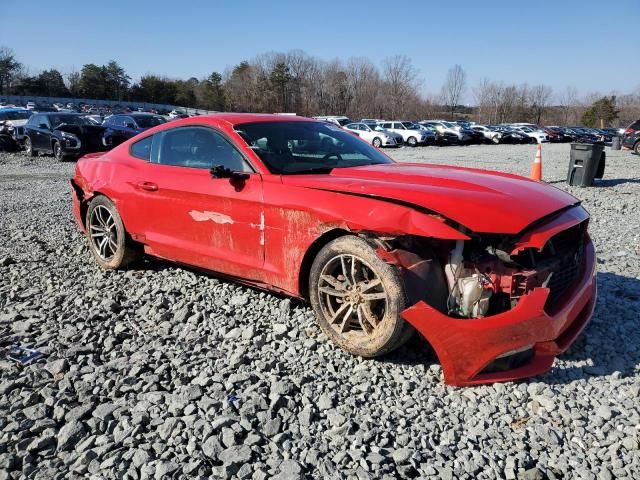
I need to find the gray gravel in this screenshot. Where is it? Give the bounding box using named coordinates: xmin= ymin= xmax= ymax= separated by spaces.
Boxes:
xmin=0 ymin=144 xmax=639 ymax=479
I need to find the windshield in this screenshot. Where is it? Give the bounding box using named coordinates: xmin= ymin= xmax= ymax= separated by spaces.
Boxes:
xmin=0 ymin=110 xmax=31 ymax=121
xmin=134 ymin=115 xmax=166 ymax=128
xmin=235 ymin=121 xmax=393 ymax=174
xmin=442 ymin=122 xmax=457 ymax=128
xmin=336 ymin=118 xmax=351 ymax=126
xmin=48 ymin=114 xmax=93 ymax=128
xmin=401 ymin=122 xmax=420 ymax=129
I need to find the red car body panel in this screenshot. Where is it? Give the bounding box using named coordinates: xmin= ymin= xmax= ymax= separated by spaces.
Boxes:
xmin=70 ymin=114 xmax=597 ymax=386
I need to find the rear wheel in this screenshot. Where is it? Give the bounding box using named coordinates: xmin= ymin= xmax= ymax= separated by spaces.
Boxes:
xmin=86 ymin=196 xmax=141 ymax=269
xmin=24 ymin=136 xmax=37 ymax=157
xmin=372 ymin=137 xmax=382 ymax=148
xmin=53 ymin=141 xmax=65 ymax=162
xmin=407 ymin=136 xmax=417 ymax=147
xmin=634 ymin=141 xmax=640 ymax=155
xmin=309 ymin=236 xmax=413 ymax=357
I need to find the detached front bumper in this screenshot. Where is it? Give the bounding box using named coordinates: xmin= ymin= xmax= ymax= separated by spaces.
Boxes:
xmin=401 ymin=238 xmax=596 ymax=386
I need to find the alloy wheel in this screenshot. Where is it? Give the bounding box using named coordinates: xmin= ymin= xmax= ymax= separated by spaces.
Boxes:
xmin=317 ymin=254 xmax=388 ymax=338
xmin=89 ymin=205 xmax=119 ymax=261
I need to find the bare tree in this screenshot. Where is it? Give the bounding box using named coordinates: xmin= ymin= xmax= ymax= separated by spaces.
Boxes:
xmin=529 ymin=84 xmax=553 ymax=124
xmin=559 ymin=86 xmax=579 ymax=125
xmin=441 ymin=64 xmax=466 ymax=119
xmin=381 ymin=55 xmax=419 ymax=119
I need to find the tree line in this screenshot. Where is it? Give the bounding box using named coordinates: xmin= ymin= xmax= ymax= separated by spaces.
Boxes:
xmin=1 ymin=46 xmax=638 ymax=126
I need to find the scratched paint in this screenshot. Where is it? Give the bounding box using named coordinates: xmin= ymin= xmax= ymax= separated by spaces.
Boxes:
xmin=189 ymin=210 xmax=234 ymax=224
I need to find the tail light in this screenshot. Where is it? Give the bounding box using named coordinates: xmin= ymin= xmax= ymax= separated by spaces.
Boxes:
xmin=625 ymin=128 xmax=634 ymax=135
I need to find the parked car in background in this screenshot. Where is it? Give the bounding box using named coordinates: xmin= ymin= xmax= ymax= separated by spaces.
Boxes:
xmin=23 ymin=113 xmax=108 ymax=161
xmin=489 ymin=126 xmax=532 ymax=144
xmin=565 ymin=127 xmax=601 ymax=144
xmin=378 ymin=121 xmax=432 ymax=146
xmin=25 ymin=101 xmax=37 ymax=110
xmin=0 ymin=107 xmax=32 ymax=148
xmin=312 ymin=116 xmax=353 ymax=127
xmin=508 ymin=125 xmax=549 ymax=144
xmin=70 ymin=114 xmax=596 ymax=386
xmin=344 ymin=122 xmax=402 ymax=147
xmin=169 ymin=109 xmax=187 ymax=119
xmin=471 ymin=125 xmax=503 ymax=143
xmin=545 ymin=126 xmax=573 ymax=143
xmin=421 ymin=121 xmax=471 ymax=144
xmin=103 ymin=113 xmax=167 ymax=147
xmin=622 ymin=121 xmax=640 ymax=153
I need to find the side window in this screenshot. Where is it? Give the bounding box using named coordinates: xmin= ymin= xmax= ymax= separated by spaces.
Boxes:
xmin=382 ymin=123 xmax=391 ymax=129
xmin=155 ymin=127 xmax=251 ymax=171
xmin=30 ymin=114 xmax=40 ymax=126
xmin=130 ymin=135 xmax=153 ymax=161
xmin=393 ymin=123 xmax=403 ymax=129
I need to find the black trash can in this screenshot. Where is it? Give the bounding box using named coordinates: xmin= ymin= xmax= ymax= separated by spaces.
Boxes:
xmin=611 ymin=136 xmax=621 ymax=150
xmin=567 ymin=142 xmax=605 ymax=186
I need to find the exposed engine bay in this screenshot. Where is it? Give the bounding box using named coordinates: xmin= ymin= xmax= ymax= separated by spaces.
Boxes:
xmin=374 ymin=217 xmax=588 ymax=320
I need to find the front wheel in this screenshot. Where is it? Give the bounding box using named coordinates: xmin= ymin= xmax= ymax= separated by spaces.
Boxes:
xmin=24 ymin=136 xmax=37 ymax=157
xmin=407 ymin=136 xmax=417 ymax=147
xmin=86 ymin=196 xmax=141 ymax=269
xmin=372 ymin=137 xmax=382 ymax=148
xmin=309 ymin=236 xmax=413 ymax=357
xmin=634 ymin=142 xmax=640 ymax=155
xmin=53 ymin=141 xmax=66 ymax=162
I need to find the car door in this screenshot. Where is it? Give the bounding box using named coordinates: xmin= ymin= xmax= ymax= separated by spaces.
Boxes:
xmin=125 ymin=126 xmax=265 ymax=281
xmin=32 ymin=115 xmax=53 ymax=150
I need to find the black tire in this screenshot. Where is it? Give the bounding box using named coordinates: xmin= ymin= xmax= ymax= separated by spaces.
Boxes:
xmin=634 ymin=142 xmax=640 ymax=155
xmin=53 ymin=141 xmax=66 ymax=162
xmin=24 ymin=136 xmax=37 ymax=157
xmin=309 ymin=235 xmax=413 ymax=357
xmin=372 ymin=137 xmax=382 ymax=148
xmin=85 ymin=196 xmax=141 ymax=270
xmin=407 ymin=136 xmax=417 ymax=147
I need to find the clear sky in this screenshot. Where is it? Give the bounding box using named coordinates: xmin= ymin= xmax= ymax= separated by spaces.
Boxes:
xmin=1 ymin=0 xmax=638 ymax=102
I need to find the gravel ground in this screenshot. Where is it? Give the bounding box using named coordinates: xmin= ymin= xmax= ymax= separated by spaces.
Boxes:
xmin=0 ymin=144 xmax=639 ymax=480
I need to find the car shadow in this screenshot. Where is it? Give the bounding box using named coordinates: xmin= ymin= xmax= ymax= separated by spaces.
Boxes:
xmin=381 ymin=271 xmax=640 ymax=386
xmin=593 ymin=178 xmax=640 ymax=187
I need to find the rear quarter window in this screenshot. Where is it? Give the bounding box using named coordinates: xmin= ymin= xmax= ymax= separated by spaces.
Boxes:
xmin=130 ymin=135 xmax=153 ymax=161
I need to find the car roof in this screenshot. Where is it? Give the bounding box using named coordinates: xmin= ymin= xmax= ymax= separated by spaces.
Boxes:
xmin=0 ymin=107 xmax=29 ymax=112
xmin=170 ymin=113 xmax=317 ymax=126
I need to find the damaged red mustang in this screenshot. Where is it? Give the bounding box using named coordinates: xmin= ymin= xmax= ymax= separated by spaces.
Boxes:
xmin=71 ymin=114 xmax=596 ymax=386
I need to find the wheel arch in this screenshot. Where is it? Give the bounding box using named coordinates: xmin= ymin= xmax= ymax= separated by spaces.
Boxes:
xmin=298 ymin=228 xmax=352 ymax=300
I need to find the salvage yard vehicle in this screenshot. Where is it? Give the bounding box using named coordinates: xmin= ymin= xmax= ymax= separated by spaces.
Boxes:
xmin=71 ymin=114 xmax=596 ymax=386
xmin=344 ymin=122 xmax=402 ymax=147
xmin=378 ymin=121 xmax=431 ymax=146
xmin=102 ymin=113 xmax=167 ymax=147
xmin=509 ymin=125 xmax=549 ymax=144
xmin=312 ymin=115 xmax=353 ymax=127
xmin=0 ymin=107 xmax=32 ymax=149
xmin=24 ymin=113 xmax=108 ymax=161
xmin=471 ymin=125 xmax=502 ymax=143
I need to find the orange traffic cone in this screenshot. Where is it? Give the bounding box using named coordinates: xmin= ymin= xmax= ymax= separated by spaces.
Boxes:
xmin=531 ymin=143 xmax=542 ymax=181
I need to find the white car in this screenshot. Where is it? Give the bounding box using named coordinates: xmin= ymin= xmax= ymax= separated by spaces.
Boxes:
xmin=0 ymin=108 xmax=32 ymax=143
xmin=25 ymin=102 xmax=36 ymax=110
xmin=509 ymin=125 xmax=549 ymax=144
xmin=422 ymin=121 xmax=472 ymax=143
xmin=344 ymin=122 xmax=402 ymax=148
xmin=168 ymin=109 xmax=187 ymax=119
xmin=313 ymin=115 xmax=352 ymax=127
xmin=471 ymin=125 xmax=503 ymax=144
xmin=378 ymin=121 xmax=430 ymax=146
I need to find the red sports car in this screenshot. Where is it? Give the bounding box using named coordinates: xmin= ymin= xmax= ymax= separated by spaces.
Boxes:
xmin=71 ymin=114 xmax=596 ymax=386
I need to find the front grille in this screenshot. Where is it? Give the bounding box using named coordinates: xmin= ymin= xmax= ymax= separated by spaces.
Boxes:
xmin=511 ymin=220 xmax=587 ymax=311
xmin=545 ymin=244 xmax=584 ymax=309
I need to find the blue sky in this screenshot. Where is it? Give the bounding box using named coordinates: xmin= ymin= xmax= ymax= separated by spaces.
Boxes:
xmin=1 ymin=0 xmax=638 ymax=102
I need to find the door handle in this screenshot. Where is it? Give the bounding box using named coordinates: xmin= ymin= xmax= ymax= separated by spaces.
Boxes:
xmin=137 ymin=181 xmax=158 ymax=192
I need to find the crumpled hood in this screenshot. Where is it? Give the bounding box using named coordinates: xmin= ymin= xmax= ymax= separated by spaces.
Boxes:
xmin=281 ymin=163 xmax=580 ymax=234
xmin=56 ymin=124 xmax=106 ymax=138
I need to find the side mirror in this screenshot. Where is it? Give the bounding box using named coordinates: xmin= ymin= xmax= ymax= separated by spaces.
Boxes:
xmin=210 ymin=165 xmax=250 ymax=191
